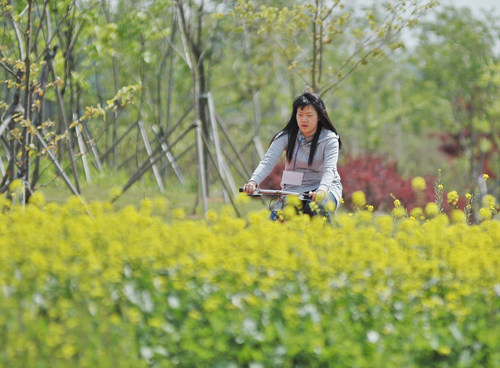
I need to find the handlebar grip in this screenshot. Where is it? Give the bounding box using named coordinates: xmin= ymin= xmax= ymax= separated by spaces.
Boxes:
xmin=239 ymin=187 xmax=244 ymax=192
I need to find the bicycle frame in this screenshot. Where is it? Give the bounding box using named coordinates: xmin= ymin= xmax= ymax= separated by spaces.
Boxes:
xmin=239 ymin=187 xmax=334 ymax=224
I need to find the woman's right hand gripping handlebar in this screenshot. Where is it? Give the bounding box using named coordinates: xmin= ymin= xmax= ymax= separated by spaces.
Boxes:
xmin=243 ymin=180 xmax=257 ymax=194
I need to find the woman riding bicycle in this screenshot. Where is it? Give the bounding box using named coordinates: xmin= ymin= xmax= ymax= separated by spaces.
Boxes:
xmin=242 ymin=92 xmax=342 ymax=217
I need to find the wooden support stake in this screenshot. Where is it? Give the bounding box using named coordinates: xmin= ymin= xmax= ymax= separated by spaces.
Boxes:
xmin=0 ymin=153 xmax=5 ymax=176
xmin=74 ymin=115 xmax=91 ymax=184
xmin=215 ymin=115 xmax=253 ymax=178
xmin=35 ymin=131 xmax=79 ymax=196
xmin=47 ymin=57 xmax=80 ymax=194
xmin=151 ymin=124 xmax=186 ymax=185
xmin=200 ymin=132 xmax=241 ymax=218
xmin=138 ymin=120 xmax=164 ymax=193
xmin=253 ymin=135 xmax=265 ymax=159
xmin=195 ymin=119 xmax=208 ymax=216
xmin=114 ymin=125 xmax=196 ymax=202
xmin=81 ymin=120 xmax=103 ymax=171
xmin=206 ymin=92 xmax=237 ymax=197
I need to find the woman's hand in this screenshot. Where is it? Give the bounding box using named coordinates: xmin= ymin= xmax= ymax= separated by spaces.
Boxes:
xmin=309 ymin=190 xmax=326 ymax=202
xmin=243 ymin=181 xmax=257 ymax=194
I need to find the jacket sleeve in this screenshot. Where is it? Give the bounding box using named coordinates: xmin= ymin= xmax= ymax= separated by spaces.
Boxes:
xmin=249 ymin=133 xmax=288 ymax=185
xmin=318 ymin=135 xmax=339 ymax=193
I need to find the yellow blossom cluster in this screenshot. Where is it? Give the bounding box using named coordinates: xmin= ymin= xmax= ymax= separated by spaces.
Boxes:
xmin=447 ymin=190 xmax=459 ymax=207
xmin=411 ymin=176 xmax=427 ymax=191
xmin=0 ymin=194 xmax=499 ymax=366
xmin=351 ymin=190 xmax=366 ymax=208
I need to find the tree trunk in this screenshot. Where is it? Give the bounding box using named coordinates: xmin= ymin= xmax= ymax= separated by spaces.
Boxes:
xmin=20 ymin=0 xmax=33 ymax=202
xmin=175 ymin=0 xmax=208 ymax=213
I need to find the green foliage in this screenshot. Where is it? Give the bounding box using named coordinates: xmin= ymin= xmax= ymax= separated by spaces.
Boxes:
xmin=408 ymin=6 xmax=500 ymax=188
xmin=227 ymin=0 xmax=438 ymax=94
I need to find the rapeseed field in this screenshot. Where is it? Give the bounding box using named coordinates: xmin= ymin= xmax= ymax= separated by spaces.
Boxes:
xmin=0 ymin=192 xmax=499 ymax=367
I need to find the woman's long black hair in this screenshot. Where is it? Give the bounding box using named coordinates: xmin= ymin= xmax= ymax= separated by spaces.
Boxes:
xmin=272 ymin=92 xmax=342 ymax=166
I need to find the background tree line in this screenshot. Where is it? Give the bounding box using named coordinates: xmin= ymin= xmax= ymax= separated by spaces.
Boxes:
xmin=0 ymin=0 xmax=498 ymax=212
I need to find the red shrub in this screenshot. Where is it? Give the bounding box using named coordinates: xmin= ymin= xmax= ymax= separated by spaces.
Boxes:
xmin=338 ymin=153 xmax=435 ymax=211
xmin=431 ymin=130 xmax=497 ymax=179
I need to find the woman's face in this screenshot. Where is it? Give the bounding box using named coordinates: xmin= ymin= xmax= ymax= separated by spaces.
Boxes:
xmin=296 ymin=104 xmax=319 ymax=138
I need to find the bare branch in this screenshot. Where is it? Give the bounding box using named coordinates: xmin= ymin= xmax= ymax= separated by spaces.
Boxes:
xmin=31 ymin=0 xmax=50 ymax=55
xmin=143 ymin=8 xmax=188 ymax=66
xmin=0 ymin=55 xmax=20 ymax=81
xmin=34 ymin=1 xmax=76 ymax=63
xmin=320 ymin=2 xmax=419 ymax=95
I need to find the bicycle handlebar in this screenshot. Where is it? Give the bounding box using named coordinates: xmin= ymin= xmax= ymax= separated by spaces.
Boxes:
xmin=239 ymin=187 xmax=308 ymax=199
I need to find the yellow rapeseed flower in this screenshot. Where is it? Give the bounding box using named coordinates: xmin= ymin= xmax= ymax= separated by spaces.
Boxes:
xmin=447 ymin=191 xmax=459 ymax=206
xmin=206 ymin=209 xmax=218 ymax=222
xmin=287 ymin=195 xmax=302 ymax=209
xmin=9 ymin=179 xmax=23 ymax=191
xmin=0 ymin=194 xmax=10 ymax=210
xmin=108 ymin=186 xmax=123 ymax=201
xmin=309 ymin=201 xmax=319 ymax=212
xmin=410 ymin=207 xmax=423 ymax=218
xmin=425 ymin=202 xmax=440 ymax=217
xmin=438 ymin=346 xmax=452 ymax=356
xmin=29 ymin=191 xmax=46 ymax=207
xmin=352 ymin=191 xmax=366 ymax=207
xmin=151 ymin=196 xmax=169 ymax=215
xmin=324 ymin=201 xmax=336 ymax=212
xmin=411 ymin=176 xmax=427 ymax=191
xmin=188 ymin=310 xmax=202 ymax=320
xmin=147 ymin=317 xmax=163 ymax=329
xmin=140 ymin=198 xmax=153 ymax=215
xmin=393 ymin=207 xmax=406 ymax=218
xmin=283 ymin=204 xmax=297 ymax=218
xmin=482 ymin=194 xmax=496 ymax=209
xmin=61 ymin=344 xmax=76 ymax=359
xmin=172 ymin=208 xmax=186 ymax=220
xmin=375 ymin=215 xmax=393 ymax=235
xmin=126 ymin=308 xmax=141 ymax=325
xmin=110 ymin=313 xmax=121 ymax=325
xmin=483 ymin=173 xmax=489 ymax=181
xmin=451 ymin=209 xmax=466 ymax=224
xmin=235 ymin=192 xmax=250 ymax=204
xmin=479 ymin=207 xmax=492 ymax=221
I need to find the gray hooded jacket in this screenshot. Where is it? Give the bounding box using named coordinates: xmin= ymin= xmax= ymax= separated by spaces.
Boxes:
xmin=249 ymin=129 xmax=342 ymax=204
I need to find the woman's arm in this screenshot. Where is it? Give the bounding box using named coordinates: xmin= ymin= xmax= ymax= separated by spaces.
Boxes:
xmin=317 ymin=135 xmax=339 ymax=193
xmin=248 ymin=133 xmax=288 ymax=187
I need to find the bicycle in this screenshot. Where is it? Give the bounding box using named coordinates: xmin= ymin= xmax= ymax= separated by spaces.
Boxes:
xmin=239 ymin=187 xmax=333 ymax=222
